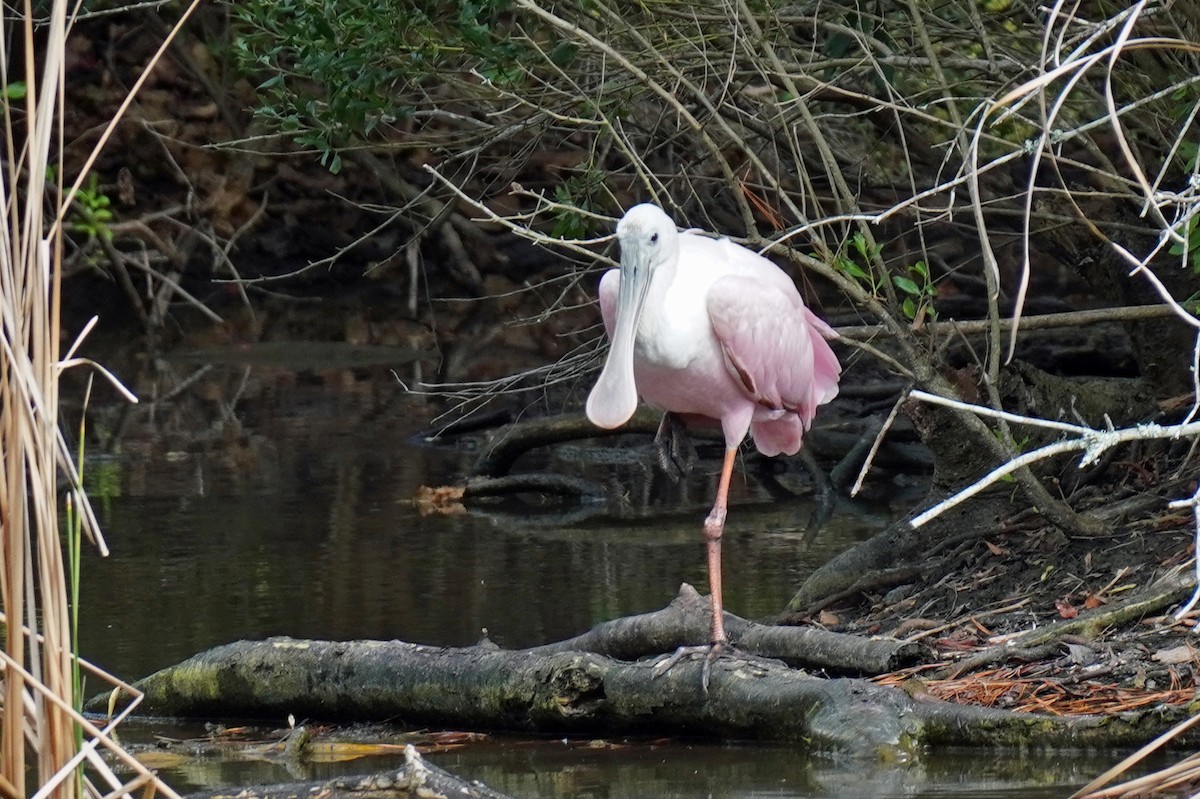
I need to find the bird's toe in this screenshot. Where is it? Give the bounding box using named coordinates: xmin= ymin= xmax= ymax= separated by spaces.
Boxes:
xmin=653 ymin=642 xmax=786 ymax=693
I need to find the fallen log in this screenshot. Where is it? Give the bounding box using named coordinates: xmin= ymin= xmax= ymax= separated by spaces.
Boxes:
xmin=90 ymin=588 xmax=1190 ymax=755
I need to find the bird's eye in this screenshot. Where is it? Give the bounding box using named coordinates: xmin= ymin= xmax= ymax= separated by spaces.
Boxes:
xmin=650 ymin=233 xmax=659 ymax=244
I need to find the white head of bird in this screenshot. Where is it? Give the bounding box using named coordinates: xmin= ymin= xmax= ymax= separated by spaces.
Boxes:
xmin=585 ymin=204 xmax=679 ymax=429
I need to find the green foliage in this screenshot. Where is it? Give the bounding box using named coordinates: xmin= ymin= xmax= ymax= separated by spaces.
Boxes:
xmin=1177 ymin=141 xmax=1199 ymax=172
xmin=65 ymin=403 xmax=90 ymax=792
xmin=551 ymin=164 xmax=607 ymax=239
xmin=1177 ymin=215 xmax=1200 ymax=314
xmin=892 ymin=260 xmax=937 ymax=322
xmin=232 ymin=0 xmax=530 ymax=170
xmin=834 ymin=235 xmax=937 ymax=321
xmin=5 ymin=82 xmax=25 ymax=100
xmin=68 ymin=175 xmax=113 ymax=242
xmin=834 ymin=231 xmax=881 ymax=292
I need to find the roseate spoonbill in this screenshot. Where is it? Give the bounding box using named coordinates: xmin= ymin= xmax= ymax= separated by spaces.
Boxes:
xmin=586 ymin=203 xmax=841 ymax=681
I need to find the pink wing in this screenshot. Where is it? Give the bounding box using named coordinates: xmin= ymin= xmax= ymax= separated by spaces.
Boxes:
xmin=706 ymin=275 xmax=840 ymax=436
xmin=695 ymin=237 xmax=841 ymax=416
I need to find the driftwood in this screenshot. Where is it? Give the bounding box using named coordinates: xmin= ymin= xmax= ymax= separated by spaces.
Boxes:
xmin=91 ymin=587 xmax=1189 ymax=755
xmin=186 ymin=744 xmax=516 ymax=799
xmin=464 ymin=473 xmax=607 ymax=503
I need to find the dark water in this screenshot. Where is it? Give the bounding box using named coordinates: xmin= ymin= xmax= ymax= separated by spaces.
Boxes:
xmin=69 ymin=344 xmax=1110 ymax=797
xmin=112 ymin=716 xmax=1125 ymax=799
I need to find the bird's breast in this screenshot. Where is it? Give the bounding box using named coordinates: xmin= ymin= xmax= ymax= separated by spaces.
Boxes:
xmin=634 ymin=291 xmax=713 ymax=370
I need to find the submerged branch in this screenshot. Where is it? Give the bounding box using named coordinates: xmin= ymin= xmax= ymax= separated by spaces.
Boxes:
xmin=184 ymin=746 xmax=517 ymax=799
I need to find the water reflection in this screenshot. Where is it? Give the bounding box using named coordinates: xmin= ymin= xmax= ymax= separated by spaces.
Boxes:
xmin=438 ymin=742 xmax=1112 ymax=799
xmin=115 ymin=717 xmax=1111 ymax=799
xmin=77 ymin=403 xmax=880 ymax=678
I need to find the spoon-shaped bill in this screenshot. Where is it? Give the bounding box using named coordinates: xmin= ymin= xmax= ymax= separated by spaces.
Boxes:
xmin=586 ymin=243 xmax=653 ymax=429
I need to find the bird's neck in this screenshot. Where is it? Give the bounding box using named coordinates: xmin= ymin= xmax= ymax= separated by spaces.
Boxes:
xmin=635 ymin=253 xmax=699 ymax=370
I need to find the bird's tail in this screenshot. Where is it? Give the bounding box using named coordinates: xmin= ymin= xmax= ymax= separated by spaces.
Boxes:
xmin=750 ymin=415 xmax=805 ymax=457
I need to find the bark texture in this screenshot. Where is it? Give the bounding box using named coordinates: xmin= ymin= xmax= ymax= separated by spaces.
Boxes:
xmin=532 ymin=584 xmax=923 ymax=674
xmin=91 ymin=589 xmax=1188 ymax=756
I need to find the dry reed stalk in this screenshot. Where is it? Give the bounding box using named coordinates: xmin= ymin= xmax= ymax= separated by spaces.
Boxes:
xmin=1069 ymin=713 xmax=1200 ymax=799
xmin=0 ymin=1 xmax=196 ymax=798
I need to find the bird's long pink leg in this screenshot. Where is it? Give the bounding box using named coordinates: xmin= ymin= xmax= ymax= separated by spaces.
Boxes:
xmin=704 ymin=447 xmax=738 ymax=646
xmin=651 ymin=446 xmax=739 ymax=690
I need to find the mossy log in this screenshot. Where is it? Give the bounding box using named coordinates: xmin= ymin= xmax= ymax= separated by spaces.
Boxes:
xmin=91 ymin=588 xmax=1187 ymax=756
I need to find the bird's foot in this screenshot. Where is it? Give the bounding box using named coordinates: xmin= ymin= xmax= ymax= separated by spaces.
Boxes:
xmin=654 ymin=412 xmax=698 ymax=482
xmin=652 ymin=642 xmax=784 ymax=693
xmin=652 ymin=642 xmax=725 ymax=692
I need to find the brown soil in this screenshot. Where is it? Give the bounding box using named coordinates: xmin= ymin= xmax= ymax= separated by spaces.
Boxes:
xmin=833 ymin=473 xmax=1200 ymax=719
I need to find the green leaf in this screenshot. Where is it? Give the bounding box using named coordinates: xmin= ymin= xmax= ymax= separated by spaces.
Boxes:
xmin=1187 ymin=290 xmax=1200 ymax=314
xmin=901 ymin=296 xmax=916 ymax=319
xmin=836 ymin=258 xmax=868 ymax=280
xmin=892 ymin=275 xmax=921 ymax=295
xmin=1179 ymin=141 xmax=1199 ymax=170
xmin=851 ymin=231 xmax=868 ymax=259
xmin=5 ymin=82 xmax=26 ymax=100
xmin=824 ymin=31 xmax=852 ymax=60
xmin=549 ymin=40 xmax=577 ymax=66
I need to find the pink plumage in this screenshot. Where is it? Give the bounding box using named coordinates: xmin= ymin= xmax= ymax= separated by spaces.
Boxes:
xmin=590 ymin=207 xmax=840 ymax=454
